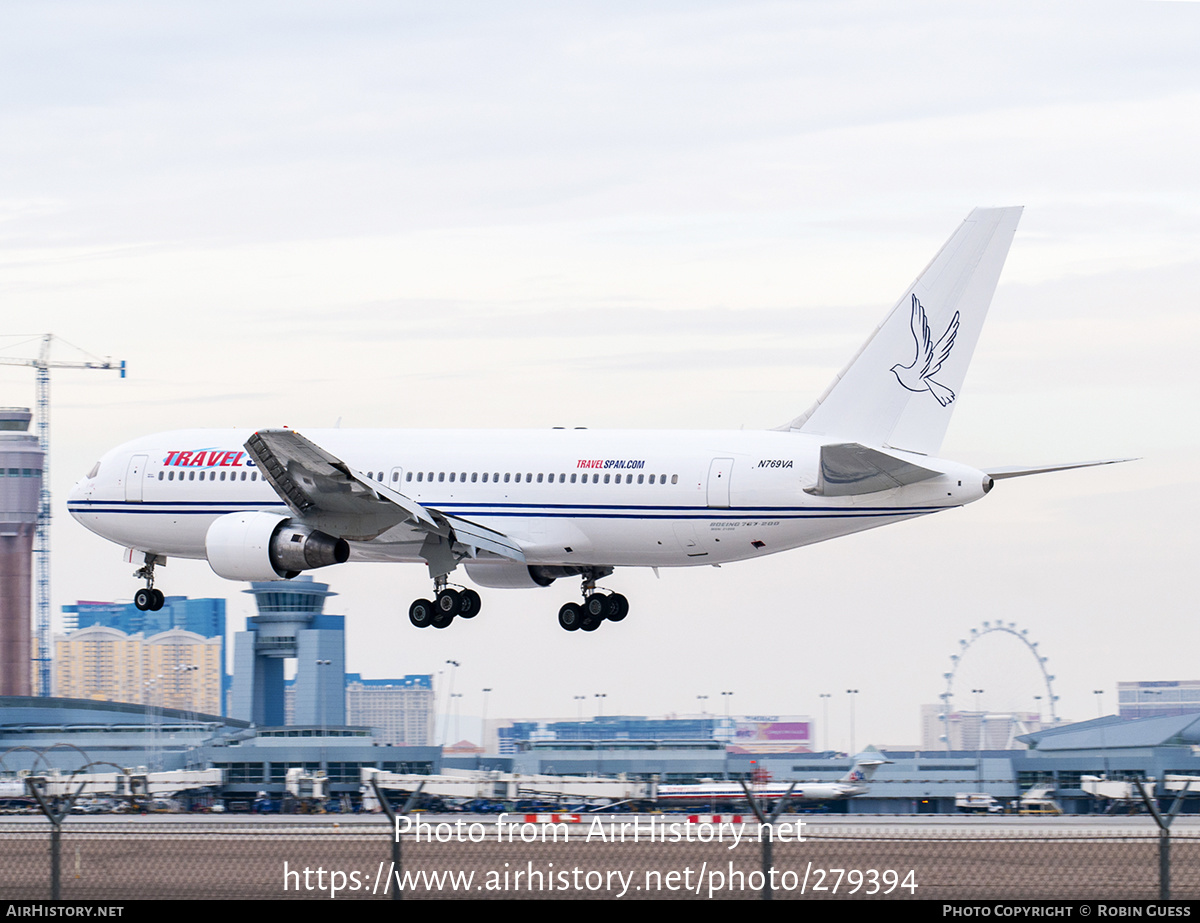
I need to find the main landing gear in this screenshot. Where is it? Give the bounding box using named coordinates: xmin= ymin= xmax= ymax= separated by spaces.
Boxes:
xmin=557 ymin=576 xmax=629 ymax=632
xmin=408 ymin=576 xmax=481 ymax=629
xmin=132 ymin=553 xmax=165 ymax=612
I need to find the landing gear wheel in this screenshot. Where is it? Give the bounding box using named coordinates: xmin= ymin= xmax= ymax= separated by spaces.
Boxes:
xmin=432 ymin=610 xmax=454 ymax=629
xmin=134 ymin=588 xmax=153 ymax=611
xmin=409 ymin=598 xmax=435 ymax=628
xmin=558 ymin=603 xmax=582 ymax=631
xmin=604 ymin=593 xmax=629 ymax=622
xmin=580 ymin=614 xmax=601 ymax=632
xmin=583 ymin=595 xmax=606 ymax=620
xmin=458 ymin=589 xmax=481 ymax=618
xmin=436 ymin=589 xmax=461 ymax=617
xmin=149 ymin=589 xmax=165 ymax=612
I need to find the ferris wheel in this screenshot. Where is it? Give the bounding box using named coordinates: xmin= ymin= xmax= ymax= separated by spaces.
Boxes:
xmin=938 ymin=620 xmax=1059 ymax=750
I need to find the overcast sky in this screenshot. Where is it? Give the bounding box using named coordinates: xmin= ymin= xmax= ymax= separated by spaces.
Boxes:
xmin=2 ymin=0 xmax=1197 ymax=751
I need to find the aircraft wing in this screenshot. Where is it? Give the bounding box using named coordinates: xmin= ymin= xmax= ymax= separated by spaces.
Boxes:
xmin=244 ymin=429 xmax=526 ymax=575
xmin=805 ymin=443 xmax=941 ymax=497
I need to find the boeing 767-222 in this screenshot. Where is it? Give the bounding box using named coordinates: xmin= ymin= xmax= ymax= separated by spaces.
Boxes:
xmin=68 ymin=207 xmax=1127 ymax=631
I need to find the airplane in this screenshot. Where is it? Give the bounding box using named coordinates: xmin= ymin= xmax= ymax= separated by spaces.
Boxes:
xmin=654 ymin=747 xmax=891 ymax=805
xmin=68 ymin=206 xmax=1128 ymax=632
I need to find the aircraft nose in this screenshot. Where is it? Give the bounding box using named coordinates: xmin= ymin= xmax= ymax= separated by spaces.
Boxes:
xmin=68 ymin=460 xmax=100 ymax=506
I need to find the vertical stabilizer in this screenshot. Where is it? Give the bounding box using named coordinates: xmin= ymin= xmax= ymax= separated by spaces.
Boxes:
xmin=779 ymin=207 xmax=1023 ymax=455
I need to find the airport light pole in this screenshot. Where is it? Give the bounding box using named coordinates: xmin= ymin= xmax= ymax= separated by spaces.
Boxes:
xmin=574 ymin=695 xmax=586 ymax=720
xmin=846 ymin=689 xmax=859 ymax=756
xmin=697 ymin=695 xmax=708 ymax=715
xmin=972 ymin=688 xmax=985 ymax=750
xmin=720 ymin=691 xmax=735 ymax=743
xmin=480 ymin=688 xmax=492 ymax=762
xmin=594 ymin=693 xmax=607 ymax=717
xmin=450 ymin=693 xmax=463 ymax=746
xmin=441 ymin=660 xmax=460 ymax=746
xmin=820 ymin=693 xmax=831 ymax=752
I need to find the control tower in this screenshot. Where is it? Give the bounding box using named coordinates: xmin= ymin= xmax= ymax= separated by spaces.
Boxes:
xmin=229 ymin=576 xmax=345 ymax=726
xmin=0 ymin=408 xmax=42 ymax=696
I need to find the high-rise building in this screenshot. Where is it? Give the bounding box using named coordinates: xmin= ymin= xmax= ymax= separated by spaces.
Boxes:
xmin=345 ymin=674 xmax=435 ymax=746
xmin=1119 ymin=680 xmax=1200 ymax=719
xmin=60 ymin=595 xmax=227 ymax=713
xmin=54 ymin=624 xmax=222 ymax=714
xmin=0 ymin=408 xmax=42 ymax=696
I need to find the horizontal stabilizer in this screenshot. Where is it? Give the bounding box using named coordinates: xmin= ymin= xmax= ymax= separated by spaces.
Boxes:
xmin=806 ymin=443 xmax=941 ymax=497
xmin=985 ymin=458 xmax=1136 ymax=480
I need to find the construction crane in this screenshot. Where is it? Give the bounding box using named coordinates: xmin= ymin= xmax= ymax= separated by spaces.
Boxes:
xmin=0 ymin=334 xmax=126 ymax=696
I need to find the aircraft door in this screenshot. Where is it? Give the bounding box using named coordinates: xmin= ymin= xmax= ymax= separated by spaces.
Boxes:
xmin=389 ymin=466 xmax=406 ymax=489
xmin=706 ymin=458 xmax=733 ymax=508
xmin=125 ymin=455 xmax=148 ymax=502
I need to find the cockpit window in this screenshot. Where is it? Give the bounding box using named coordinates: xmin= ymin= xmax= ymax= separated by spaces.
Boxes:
xmin=87 ymin=462 xmax=100 ymax=479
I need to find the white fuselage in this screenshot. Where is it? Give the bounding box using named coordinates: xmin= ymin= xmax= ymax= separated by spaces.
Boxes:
xmin=68 ymin=427 xmax=988 ymax=574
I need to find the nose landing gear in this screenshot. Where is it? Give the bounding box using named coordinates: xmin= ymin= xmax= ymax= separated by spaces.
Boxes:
xmin=132 ymin=553 xmax=166 ymax=611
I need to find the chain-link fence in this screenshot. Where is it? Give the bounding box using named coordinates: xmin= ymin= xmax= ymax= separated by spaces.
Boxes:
xmin=3 ymin=815 xmax=1200 ymax=900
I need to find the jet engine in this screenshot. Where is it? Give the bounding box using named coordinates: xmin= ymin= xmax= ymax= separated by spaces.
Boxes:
xmin=205 ymin=511 xmax=349 ymax=581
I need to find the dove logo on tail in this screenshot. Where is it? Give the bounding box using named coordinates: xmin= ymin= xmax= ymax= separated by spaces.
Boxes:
xmin=891 ymin=295 xmax=960 ymax=407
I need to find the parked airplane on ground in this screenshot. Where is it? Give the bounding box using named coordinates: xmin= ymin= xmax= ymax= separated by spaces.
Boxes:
xmin=654 ymin=747 xmax=891 ymax=805
xmin=69 ymin=207 xmax=1126 ymax=631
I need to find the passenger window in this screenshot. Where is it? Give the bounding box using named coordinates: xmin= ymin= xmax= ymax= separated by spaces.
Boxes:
xmin=417 ymin=472 xmax=423 ymax=482
xmin=438 ymin=472 xmax=445 ymax=482
xmin=626 ymin=474 xmax=632 ymax=484
xmin=525 ymin=473 xmax=532 ymax=483
xmin=504 ymin=473 xmax=510 ymax=483
xmin=189 ymin=472 xmax=195 ymax=481
xmin=570 ymin=473 xmax=577 ymax=484
xmin=157 ymin=472 xmax=163 ymax=480
xmin=671 ymin=474 xmax=678 ymax=484
xmin=604 ymin=474 xmax=610 ymax=484
xmin=637 ymin=474 xmax=644 ymax=484
xmin=406 ymin=472 xmax=412 ymax=482
xmin=220 ymin=471 xmax=226 ymax=481
xmin=471 ymin=473 xmax=478 ymax=483
xmin=558 ymin=473 xmax=565 ymax=483
xmin=593 ymin=474 xmax=599 ymax=484
xmin=449 ymin=472 xmax=456 ymax=482
xmin=537 ymin=473 xmax=543 ymax=483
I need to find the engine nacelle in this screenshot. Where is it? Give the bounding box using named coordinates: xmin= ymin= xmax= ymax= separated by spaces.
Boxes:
xmin=205 ymin=511 xmax=350 ymax=581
